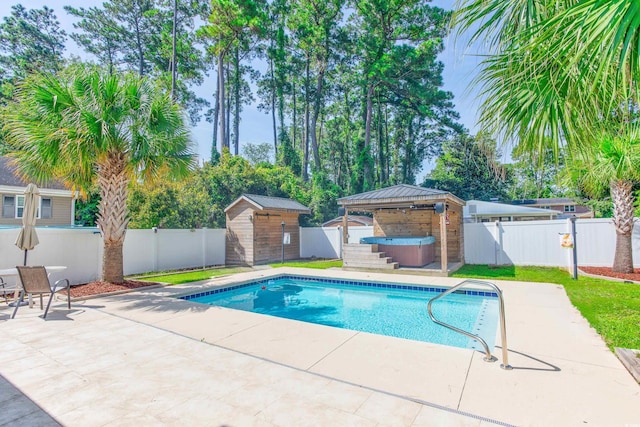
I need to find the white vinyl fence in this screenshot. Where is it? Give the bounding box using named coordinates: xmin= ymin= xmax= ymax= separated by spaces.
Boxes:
xmin=299 ymin=219 xmax=640 ymax=269
xmin=1 ymin=219 xmax=636 ymax=286
xmin=124 ymin=229 xmax=225 ymax=274
xmin=299 ymin=226 xmax=374 ymax=259
xmin=0 ymin=227 xmax=225 ymax=285
xmin=464 ymin=218 xmax=640 ymax=268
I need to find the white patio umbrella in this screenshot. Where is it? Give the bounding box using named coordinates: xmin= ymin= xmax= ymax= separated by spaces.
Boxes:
xmin=14 ymin=183 xmax=40 ymax=266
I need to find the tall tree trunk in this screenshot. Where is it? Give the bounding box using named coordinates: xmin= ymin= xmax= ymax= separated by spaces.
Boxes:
xmin=384 ymin=105 xmax=390 ymax=182
xmin=269 ymin=57 xmax=277 ymax=156
xmin=404 ymin=117 xmax=415 ymax=183
xmin=377 ymin=96 xmax=385 ymax=184
xmin=233 ymin=47 xmax=240 ymax=155
xmin=310 ymin=67 xmax=325 ymax=171
xmin=96 ymin=151 xmax=129 ymax=283
xmin=292 ymin=80 xmax=297 ymax=153
xmin=343 ymin=88 xmax=352 ymax=192
xmin=303 ymin=59 xmax=310 ymax=182
xmin=363 ymin=83 xmax=374 ymax=189
xmin=211 ymin=64 xmax=219 ymax=160
xmin=611 ymin=179 xmax=634 ymax=273
xmin=134 ymin=14 xmax=144 ymax=76
xmin=107 ymin=42 xmax=116 ymax=75
xmin=226 ymin=62 xmax=231 ymax=149
xmin=170 ymin=0 xmax=178 ymax=99
xmin=218 ymin=53 xmax=227 ymax=151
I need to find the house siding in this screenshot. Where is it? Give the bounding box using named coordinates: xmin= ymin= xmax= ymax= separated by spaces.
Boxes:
xmin=0 ymin=194 xmax=72 ymax=226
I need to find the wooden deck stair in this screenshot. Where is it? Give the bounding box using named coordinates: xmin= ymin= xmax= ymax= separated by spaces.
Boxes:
xmin=342 ymin=244 xmax=399 ymax=269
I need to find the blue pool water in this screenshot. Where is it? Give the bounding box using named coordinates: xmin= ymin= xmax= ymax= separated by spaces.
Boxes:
xmin=181 ymin=276 xmax=499 ymax=351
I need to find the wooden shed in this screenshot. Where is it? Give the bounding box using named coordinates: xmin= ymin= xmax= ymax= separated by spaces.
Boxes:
xmin=337 ymin=184 xmax=465 ymax=274
xmin=225 ymin=194 xmax=310 ymax=265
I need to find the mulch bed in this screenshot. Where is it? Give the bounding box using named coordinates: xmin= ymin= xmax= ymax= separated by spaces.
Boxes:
xmin=69 ymin=280 xmax=161 ymax=298
xmin=579 ymin=266 xmax=640 ymax=283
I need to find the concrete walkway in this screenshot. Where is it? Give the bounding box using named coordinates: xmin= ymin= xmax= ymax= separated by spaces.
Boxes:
xmin=1 ymin=267 xmax=638 ymax=426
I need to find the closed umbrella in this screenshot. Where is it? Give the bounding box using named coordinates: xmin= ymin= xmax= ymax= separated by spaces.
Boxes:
xmin=15 ymin=183 xmax=40 ymax=266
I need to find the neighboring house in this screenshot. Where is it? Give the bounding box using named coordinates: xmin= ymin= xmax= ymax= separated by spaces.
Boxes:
xmin=464 ymin=200 xmax=562 ymax=223
xmin=511 ymin=198 xmax=594 ymax=219
xmin=0 ymin=157 xmax=76 ymax=226
xmin=322 ymin=215 xmax=373 ymax=227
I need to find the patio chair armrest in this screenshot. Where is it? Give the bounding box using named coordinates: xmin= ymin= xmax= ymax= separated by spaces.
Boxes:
xmin=52 ymin=278 xmax=70 ymax=292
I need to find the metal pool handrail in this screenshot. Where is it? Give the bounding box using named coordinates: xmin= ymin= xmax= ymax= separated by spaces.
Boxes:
xmin=427 ymin=279 xmax=512 ymax=370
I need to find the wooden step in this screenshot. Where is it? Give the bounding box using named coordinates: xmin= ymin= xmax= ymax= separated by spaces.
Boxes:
xmin=343 ymin=251 xmax=387 ymax=260
xmin=343 ymin=243 xmax=399 ymax=269
xmin=343 ymin=243 xmax=379 ymax=253
xmin=343 ymin=260 xmax=399 ymax=269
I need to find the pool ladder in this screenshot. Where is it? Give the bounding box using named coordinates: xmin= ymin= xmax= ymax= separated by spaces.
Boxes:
xmin=427 ymin=279 xmax=512 ymax=370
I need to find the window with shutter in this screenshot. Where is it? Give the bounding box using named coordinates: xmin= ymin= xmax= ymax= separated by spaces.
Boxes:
xmin=16 ymin=195 xmax=24 ymax=218
xmin=41 ymin=198 xmax=52 ymax=219
xmin=2 ymin=196 xmax=15 ymax=218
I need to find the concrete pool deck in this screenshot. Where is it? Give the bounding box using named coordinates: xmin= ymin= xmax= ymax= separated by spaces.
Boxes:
xmin=0 ymin=267 xmax=638 ymax=426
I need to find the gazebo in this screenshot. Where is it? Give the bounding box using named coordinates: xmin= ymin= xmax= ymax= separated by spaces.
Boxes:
xmin=337 ymin=184 xmax=465 ymax=274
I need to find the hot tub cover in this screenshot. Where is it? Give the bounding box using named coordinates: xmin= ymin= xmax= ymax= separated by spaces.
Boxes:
xmin=359 ymin=236 xmax=436 ymax=246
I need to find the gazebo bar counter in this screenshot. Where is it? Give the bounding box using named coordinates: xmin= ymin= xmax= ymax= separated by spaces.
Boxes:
xmin=337 ymin=184 xmax=465 ymax=274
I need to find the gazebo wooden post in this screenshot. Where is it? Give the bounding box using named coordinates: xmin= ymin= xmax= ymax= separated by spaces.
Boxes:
xmin=440 ymin=210 xmax=448 ymax=273
xmin=342 ymin=208 xmax=349 ymax=244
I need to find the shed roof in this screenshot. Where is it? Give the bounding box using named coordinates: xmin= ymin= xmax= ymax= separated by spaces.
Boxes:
xmin=337 ymin=184 xmax=464 ymax=208
xmin=225 ymin=194 xmax=310 ymax=213
xmin=511 ymin=197 xmax=576 ymax=206
xmin=465 ymin=200 xmax=562 ymax=218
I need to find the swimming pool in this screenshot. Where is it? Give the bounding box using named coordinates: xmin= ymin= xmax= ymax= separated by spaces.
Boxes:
xmin=180 ymin=275 xmax=499 ymax=351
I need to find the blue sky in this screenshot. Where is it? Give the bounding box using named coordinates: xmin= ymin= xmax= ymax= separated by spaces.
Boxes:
xmin=1 ymin=0 xmax=483 ymax=174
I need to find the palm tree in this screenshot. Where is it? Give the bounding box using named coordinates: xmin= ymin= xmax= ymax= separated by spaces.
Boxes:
xmin=566 ymin=129 xmax=640 ymax=272
xmin=3 ymin=65 xmax=195 ymax=283
xmin=453 ymin=0 xmax=640 ymax=272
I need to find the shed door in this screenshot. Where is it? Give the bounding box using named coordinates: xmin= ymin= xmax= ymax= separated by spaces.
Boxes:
xmin=253 ymin=213 xmax=284 ymax=263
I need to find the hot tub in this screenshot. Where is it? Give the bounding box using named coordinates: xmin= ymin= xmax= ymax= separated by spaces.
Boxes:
xmin=359 ymin=236 xmax=436 ymax=267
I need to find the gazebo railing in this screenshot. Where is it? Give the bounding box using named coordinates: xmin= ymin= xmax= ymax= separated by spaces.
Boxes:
xmin=427 ymin=279 xmax=512 ymax=370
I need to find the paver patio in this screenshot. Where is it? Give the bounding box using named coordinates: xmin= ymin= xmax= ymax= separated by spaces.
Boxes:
xmin=1 ymin=267 xmax=638 ymax=426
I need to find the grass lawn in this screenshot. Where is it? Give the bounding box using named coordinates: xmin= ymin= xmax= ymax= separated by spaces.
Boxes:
xmin=452 ymin=265 xmax=640 ymax=350
xmin=133 ymin=259 xmax=341 ymax=284
xmin=135 ymin=267 xmax=253 ymax=285
xmin=269 ymin=259 xmax=343 ymax=269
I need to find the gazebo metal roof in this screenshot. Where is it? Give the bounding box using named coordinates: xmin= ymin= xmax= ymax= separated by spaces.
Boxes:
xmin=337 ymin=184 xmax=464 ymax=208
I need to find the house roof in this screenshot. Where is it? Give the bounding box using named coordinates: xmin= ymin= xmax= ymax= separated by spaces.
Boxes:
xmin=337 ymin=184 xmax=464 ymax=207
xmin=322 ymin=215 xmax=373 ymax=227
xmin=225 ymin=194 xmax=310 ymax=213
xmin=465 ymin=200 xmax=562 ymax=218
xmin=0 ymin=156 xmax=67 ymax=191
xmin=512 ymin=198 xmax=576 ymax=206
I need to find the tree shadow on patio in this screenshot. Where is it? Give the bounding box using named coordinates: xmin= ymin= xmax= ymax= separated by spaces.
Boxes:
xmin=0 ymin=373 xmax=61 ymax=426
